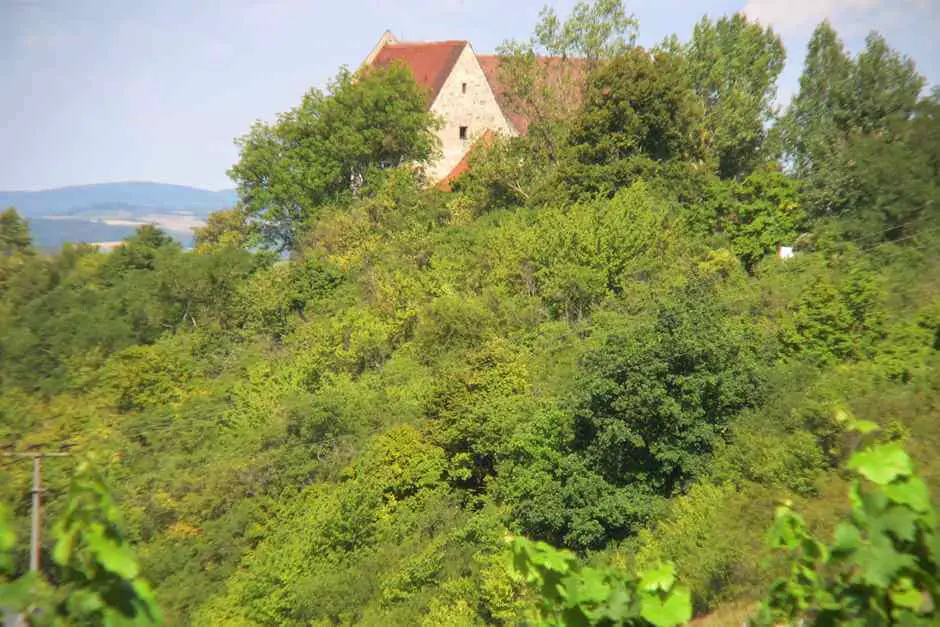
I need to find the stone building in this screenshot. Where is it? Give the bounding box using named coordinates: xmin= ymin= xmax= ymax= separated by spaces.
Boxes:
xmin=361 ymin=32 xmax=528 ymax=184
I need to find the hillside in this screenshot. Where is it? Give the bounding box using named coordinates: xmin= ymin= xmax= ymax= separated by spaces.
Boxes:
xmin=1 ymin=4 xmax=938 ymax=626
xmin=0 ymin=182 xmax=235 ymax=250
xmin=0 ymin=181 xmax=236 ymax=218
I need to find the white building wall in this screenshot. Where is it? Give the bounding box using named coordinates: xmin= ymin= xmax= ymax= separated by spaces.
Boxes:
xmin=426 ymin=44 xmax=518 ymax=182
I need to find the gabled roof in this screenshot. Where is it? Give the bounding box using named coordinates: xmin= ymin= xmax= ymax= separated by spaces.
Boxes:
xmin=476 ymin=55 xmax=528 ymax=134
xmin=371 ymin=41 xmax=468 ymax=104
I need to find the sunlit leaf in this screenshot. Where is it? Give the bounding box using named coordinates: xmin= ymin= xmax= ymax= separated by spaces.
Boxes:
xmin=884 ymin=477 xmax=931 ymax=513
xmin=639 ymin=562 xmax=676 ymax=592
xmin=848 ymin=443 xmax=912 ymax=485
xmin=640 ymin=586 xmax=692 ymax=627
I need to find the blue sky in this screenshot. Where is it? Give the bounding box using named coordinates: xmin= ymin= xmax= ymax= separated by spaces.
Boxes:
xmin=1 ymin=0 xmax=937 ymax=191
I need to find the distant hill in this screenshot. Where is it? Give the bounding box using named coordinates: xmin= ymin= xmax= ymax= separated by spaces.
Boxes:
xmin=0 ymin=182 xmax=236 ymax=251
xmin=27 ymin=218 xmax=175 ymax=251
xmin=0 ymin=182 xmax=237 ymax=219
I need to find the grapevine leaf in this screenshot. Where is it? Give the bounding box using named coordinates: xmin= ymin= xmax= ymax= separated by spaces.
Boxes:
xmin=889 ymin=578 xmax=924 ymax=610
xmin=852 ymin=532 xmax=914 ymax=587
xmin=53 ymin=528 xmax=78 ymax=566
xmin=574 ymin=568 xmax=611 ymax=605
xmin=604 ymin=585 xmax=634 ymax=622
xmin=877 ymin=506 xmax=918 ymax=543
xmin=833 ymin=523 xmax=862 ymax=553
xmin=926 ymin=529 xmax=940 ymax=565
xmin=884 ymin=477 xmax=931 ymax=513
xmin=69 ymin=588 xmax=105 ymax=614
xmin=847 ymin=444 xmax=912 ymax=485
xmin=0 ymin=573 xmax=39 ymax=608
xmin=86 ymin=532 xmax=139 ymax=579
xmin=639 ymin=562 xmax=676 ymax=592
xmin=640 ymin=586 xmax=692 ymax=627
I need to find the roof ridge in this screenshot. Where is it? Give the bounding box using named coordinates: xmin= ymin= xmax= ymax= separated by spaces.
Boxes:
xmin=386 ymin=40 xmax=468 ymax=47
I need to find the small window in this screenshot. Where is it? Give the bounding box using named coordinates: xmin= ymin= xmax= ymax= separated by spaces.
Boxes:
xmin=461 ymin=82 xmax=467 ymax=94
xmin=459 ymin=126 xmax=468 ymax=141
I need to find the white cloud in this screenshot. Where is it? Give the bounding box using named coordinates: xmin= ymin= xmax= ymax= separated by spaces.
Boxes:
xmin=742 ymin=0 xmax=881 ymax=32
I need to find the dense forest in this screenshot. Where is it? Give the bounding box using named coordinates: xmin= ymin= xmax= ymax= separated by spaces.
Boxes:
xmin=2 ymin=2 xmax=939 ymax=625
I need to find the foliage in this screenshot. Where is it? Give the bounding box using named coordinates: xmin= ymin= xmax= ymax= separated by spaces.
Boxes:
xmin=192 ymin=207 xmax=257 ymax=252
xmin=0 ymin=207 xmax=34 ymax=257
xmin=683 ymin=14 xmax=786 ymax=179
xmin=508 ymin=536 xmax=692 ymax=626
xmin=530 ymin=0 xmax=638 ymax=63
xmin=1 ymin=9 xmax=939 ymax=627
xmin=560 ymin=47 xmax=706 ymax=200
xmin=572 ymin=289 xmax=766 ymax=496
xmin=571 ymin=48 xmax=703 ymax=168
xmin=228 ymin=63 xmax=439 ymax=251
xmin=495 ymin=0 xmax=638 ymax=160
xmin=0 ymin=460 xmax=161 ymax=626
xmin=717 ymin=166 xmax=806 ymax=269
xmin=754 ymin=412 xmax=939 ymax=625
xmin=781 ymin=22 xmax=932 ymax=233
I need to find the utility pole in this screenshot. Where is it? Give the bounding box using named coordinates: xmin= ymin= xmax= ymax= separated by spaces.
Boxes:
xmin=2 ymin=451 xmax=70 ymax=572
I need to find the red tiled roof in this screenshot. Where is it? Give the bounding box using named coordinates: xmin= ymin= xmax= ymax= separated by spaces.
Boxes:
xmin=436 ymin=129 xmax=497 ymax=191
xmin=372 ymin=41 xmax=467 ymax=104
xmin=477 ymin=55 xmax=588 ymax=135
xmin=476 ymin=55 xmax=528 ymax=134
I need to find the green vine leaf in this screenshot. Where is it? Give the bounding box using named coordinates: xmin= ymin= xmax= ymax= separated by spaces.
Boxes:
xmin=847 ymin=443 xmax=913 ymax=485
xmin=0 ymin=572 xmax=39 ymax=608
xmin=890 ymin=578 xmax=925 ymax=611
xmin=639 ymin=562 xmax=676 ymax=592
xmin=832 ymin=522 xmax=862 ymax=553
xmin=640 ymin=586 xmax=692 ymax=627
xmin=876 ymin=506 xmax=919 ymax=543
xmin=852 ymin=532 xmax=915 ymax=588
xmin=884 ymin=477 xmax=931 ymax=513
xmin=86 ymin=531 xmax=140 ymax=579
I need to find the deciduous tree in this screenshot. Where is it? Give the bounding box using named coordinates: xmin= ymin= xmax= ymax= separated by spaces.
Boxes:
xmin=229 ymin=64 xmax=439 ymax=251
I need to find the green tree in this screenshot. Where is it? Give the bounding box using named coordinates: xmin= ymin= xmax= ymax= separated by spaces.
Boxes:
xmin=107 ymin=225 xmax=180 ymax=273
xmin=718 ymin=166 xmax=806 ymax=269
xmin=684 ymin=14 xmax=785 ymax=179
xmin=567 ymin=47 xmax=704 ymax=184
xmin=782 ymin=22 xmax=928 ymax=224
xmin=906 ymin=88 xmax=940 ymax=180
xmin=853 ymin=32 xmax=925 ymax=134
xmin=572 ymin=291 xmax=764 ymax=496
xmin=495 ymin=0 xmax=639 ymax=161
xmin=229 ymin=64 xmax=440 ymax=251
xmin=0 ymin=207 xmax=33 ymax=257
xmin=192 ymin=207 xmax=257 ymax=252
xmin=782 ymin=21 xmax=856 ymax=185
xmin=0 ymin=208 xmax=37 ymax=301
xmin=530 ymin=0 xmax=637 ymax=63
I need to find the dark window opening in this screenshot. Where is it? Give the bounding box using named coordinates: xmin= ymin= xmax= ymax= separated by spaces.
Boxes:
xmin=459 ymin=126 xmax=468 ymax=140
xmin=461 ymin=82 xmax=467 ymax=94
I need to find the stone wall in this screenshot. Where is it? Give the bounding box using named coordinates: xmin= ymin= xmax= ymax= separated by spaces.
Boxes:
xmin=426 ymin=44 xmax=517 ymax=182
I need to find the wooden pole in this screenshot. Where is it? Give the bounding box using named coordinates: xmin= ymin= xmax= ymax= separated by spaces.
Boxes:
xmin=29 ymin=455 xmax=41 ymax=572
xmin=2 ymin=451 xmax=70 ymax=573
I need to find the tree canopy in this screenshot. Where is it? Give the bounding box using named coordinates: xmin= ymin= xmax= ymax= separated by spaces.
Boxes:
xmin=229 ymin=63 xmax=440 ymax=251
xmin=2 ymin=2 xmax=939 ymax=625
